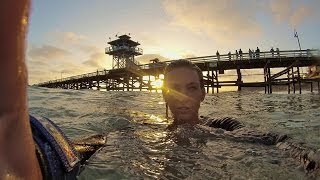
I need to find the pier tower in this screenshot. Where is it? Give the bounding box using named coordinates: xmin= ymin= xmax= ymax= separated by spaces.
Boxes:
xmin=105 ymin=34 xmax=143 ymax=69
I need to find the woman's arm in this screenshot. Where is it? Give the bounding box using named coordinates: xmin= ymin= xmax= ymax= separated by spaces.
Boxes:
xmin=0 ymin=0 xmax=42 ymax=179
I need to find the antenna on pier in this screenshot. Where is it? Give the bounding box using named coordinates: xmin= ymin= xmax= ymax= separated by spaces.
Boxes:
xmin=294 ymin=29 xmax=304 ymax=75
xmin=294 ymin=29 xmax=302 ymax=50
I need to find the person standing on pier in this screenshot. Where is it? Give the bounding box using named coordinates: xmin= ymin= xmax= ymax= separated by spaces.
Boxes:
xmin=216 ymin=50 xmax=220 ymax=61
xmin=239 ymin=49 xmax=243 ymax=59
xmin=228 ymin=51 xmax=232 ymax=60
xmin=249 ymin=49 xmax=252 ymax=59
xmin=256 ymin=47 xmax=260 ymax=59
xmin=235 ymin=50 xmax=239 ymax=60
xmin=307 ymin=49 xmax=311 ymax=57
xmin=276 ymin=47 xmax=280 ymax=57
xmin=270 ymin=47 xmax=275 ymax=57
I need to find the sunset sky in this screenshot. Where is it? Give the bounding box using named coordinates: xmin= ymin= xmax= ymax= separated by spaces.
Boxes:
xmin=27 ymin=0 xmax=320 ymax=85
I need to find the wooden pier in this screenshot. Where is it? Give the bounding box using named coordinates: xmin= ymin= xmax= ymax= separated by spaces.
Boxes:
xmin=36 ymin=34 xmax=320 ymax=94
xmin=36 ymin=49 xmax=320 ymax=94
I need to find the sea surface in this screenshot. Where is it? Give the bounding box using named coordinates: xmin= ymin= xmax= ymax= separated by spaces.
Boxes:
xmin=28 ymin=86 xmax=320 ymax=179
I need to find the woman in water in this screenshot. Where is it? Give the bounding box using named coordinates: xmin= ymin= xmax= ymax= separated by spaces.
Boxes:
xmin=162 ymin=59 xmax=319 ymax=173
xmin=162 ymin=59 xmax=206 ymax=126
xmin=162 ymin=59 xmax=243 ymax=130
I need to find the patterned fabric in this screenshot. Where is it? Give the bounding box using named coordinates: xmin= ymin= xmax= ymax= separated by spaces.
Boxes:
xmin=204 ymin=117 xmax=245 ymax=131
xmin=30 ymin=115 xmax=80 ymax=180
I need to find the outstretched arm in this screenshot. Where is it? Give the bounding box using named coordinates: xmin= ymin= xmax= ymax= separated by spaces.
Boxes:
xmin=0 ymin=0 xmax=42 ymax=179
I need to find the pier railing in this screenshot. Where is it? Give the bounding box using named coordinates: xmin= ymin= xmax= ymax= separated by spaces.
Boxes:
xmin=105 ymin=46 xmax=143 ymax=54
xmin=139 ymin=49 xmax=319 ymax=70
xmin=37 ymin=69 xmax=110 ymax=86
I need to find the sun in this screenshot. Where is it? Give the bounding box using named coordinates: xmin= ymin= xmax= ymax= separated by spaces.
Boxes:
xmin=151 ymin=79 xmax=163 ymax=89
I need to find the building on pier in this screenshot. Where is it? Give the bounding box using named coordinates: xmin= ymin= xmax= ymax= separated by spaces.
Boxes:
xmin=105 ymin=34 xmax=143 ymax=69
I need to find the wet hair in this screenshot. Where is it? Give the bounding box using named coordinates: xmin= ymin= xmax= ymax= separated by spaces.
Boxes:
xmin=163 ymin=59 xmax=204 ymax=88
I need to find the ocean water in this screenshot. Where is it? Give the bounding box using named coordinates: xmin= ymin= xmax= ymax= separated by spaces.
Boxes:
xmin=28 ymin=86 xmax=320 ymax=179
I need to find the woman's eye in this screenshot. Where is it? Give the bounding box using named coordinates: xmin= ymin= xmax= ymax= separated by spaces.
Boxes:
xmin=188 ymin=86 xmax=198 ymax=91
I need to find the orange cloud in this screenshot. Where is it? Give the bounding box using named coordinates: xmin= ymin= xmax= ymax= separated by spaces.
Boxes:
xmin=27 ymin=29 xmax=114 ymax=84
xmin=269 ymin=0 xmax=315 ymax=26
xmin=289 ymin=5 xmax=312 ymax=27
xmin=269 ymin=0 xmax=291 ymax=23
xmin=83 ymin=52 xmax=112 ymax=69
xmin=48 ymin=31 xmax=88 ymax=44
xmin=28 ymin=44 xmax=71 ymax=60
xmin=27 ymin=42 xmax=111 ymax=84
xmin=162 ymin=0 xmax=262 ymax=44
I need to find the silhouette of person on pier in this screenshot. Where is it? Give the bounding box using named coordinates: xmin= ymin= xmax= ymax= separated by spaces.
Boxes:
xmin=307 ymin=49 xmax=311 ymax=57
xmin=252 ymin=48 xmax=256 ymax=59
xmin=270 ymin=47 xmax=274 ymax=57
xmin=216 ymin=50 xmax=220 ymax=61
xmin=235 ymin=50 xmax=239 ymax=60
xmin=239 ymin=49 xmax=243 ymax=59
xmin=228 ymin=51 xmax=231 ymax=60
xmin=249 ymin=49 xmax=253 ymax=59
xmin=276 ymin=47 xmax=280 ymax=57
xmin=256 ymin=47 xmax=260 ymax=59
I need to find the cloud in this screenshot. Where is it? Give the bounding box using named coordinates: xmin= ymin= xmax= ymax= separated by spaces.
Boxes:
xmin=59 ymin=63 xmax=92 ymax=77
xmin=63 ymin=31 xmax=87 ymax=41
xmin=27 ymin=58 xmax=102 ymax=85
xmin=269 ymin=0 xmax=291 ymax=23
xmin=289 ymin=5 xmax=312 ymax=26
xmin=182 ymin=54 xmax=196 ymax=58
xmin=27 ymin=43 xmax=111 ymax=84
xmin=162 ymin=0 xmax=262 ymax=43
xmin=27 ymin=29 xmax=113 ymax=84
xmin=162 ymin=0 xmax=319 ymax=44
xmin=82 ymin=52 xmax=111 ymax=69
xmin=269 ymin=0 xmax=315 ymax=26
xmin=27 ymin=58 xmax=49 ymax=68
xmin=28 ymin=44 xmax=71 ymax=60
xmin=48 ymin=31 xmax=88 ymax=44
xmin=138 ymin=34 xmax=160 ymax=47
xmin=78 ymin=45 xmax=100 ymax=54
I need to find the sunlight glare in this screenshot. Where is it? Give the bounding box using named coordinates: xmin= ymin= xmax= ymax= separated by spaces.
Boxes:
xmin=151 ymin=79 xmax=163 ymax=89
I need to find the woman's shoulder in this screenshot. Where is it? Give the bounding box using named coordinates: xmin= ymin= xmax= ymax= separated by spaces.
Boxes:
xmin=200 ymin=116 xmax=244 ymax=131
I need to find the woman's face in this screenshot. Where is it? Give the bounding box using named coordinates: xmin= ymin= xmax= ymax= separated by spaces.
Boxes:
xmin=163 ymin=67 xmax=205 ymax=125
